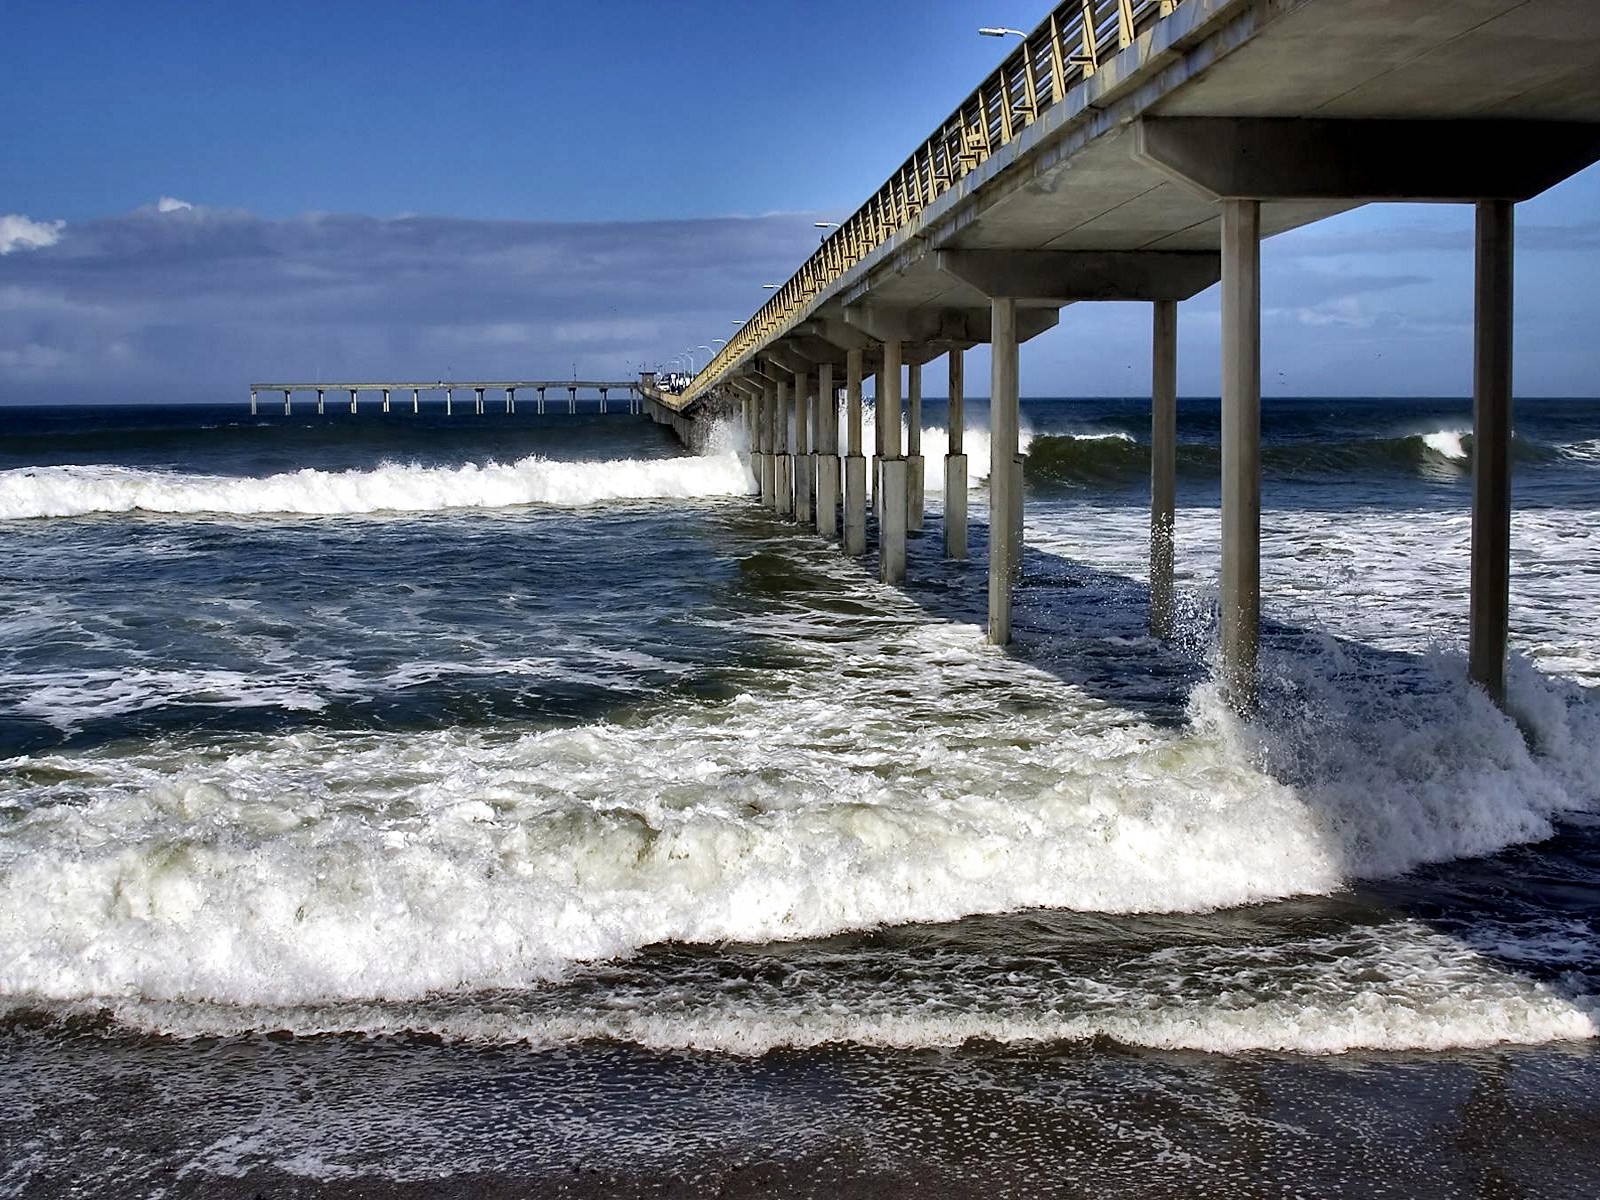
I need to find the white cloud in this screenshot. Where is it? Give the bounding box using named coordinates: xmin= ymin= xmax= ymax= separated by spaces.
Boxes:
xmin=0 ymin=215 xmax=64 ymax=255
xmin=156 ymin=196 xmax=193 ymax=213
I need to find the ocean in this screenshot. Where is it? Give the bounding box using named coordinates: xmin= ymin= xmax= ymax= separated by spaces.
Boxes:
xmin=2 ymin=396 xmax=1598 ymax=1198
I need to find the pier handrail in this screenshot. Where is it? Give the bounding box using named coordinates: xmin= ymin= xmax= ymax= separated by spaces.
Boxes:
xmin=686 ymin=0 xmax=1183 ymax=402
xmin=250 ymin=380 xmax=642 ymax=391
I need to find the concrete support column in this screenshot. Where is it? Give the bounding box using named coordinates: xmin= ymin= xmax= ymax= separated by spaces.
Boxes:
xmin=945 ymin=349 xmax=968 ymax=559
xmin=349 ymin=388 xmax=358 ymax=414
xmin=383 ymin=388 xmax=391 ymax=414
xmin=775 ymin=379 xmax=794 ymax=516
xmin=250 ymin=389 xmax=258 ymax=416
xmin=506 ymin=387 xmax=516 ymax=414
xmin=989 ymin=299 xmax=1019 ymax=644
xmin=317 ymin=388 xmax=326 ymax=415
xmin=817 ymin=363 xmax=839 ymax=539
xmin=284 ymin=390 xmax=292 ymax=415
xmin=1151 ymin=299 xmax=1178 ymax=637
xmin=445 ymin=388 xmax=453 ymax=416
xmin=879 ymin=339 xmax=906 ymax=583
xmin=742 ymin=394 xmax=757 ymax=477
xmin=793 ymin=368 xmax=812 ymax=525
xmin=475 ymin=387 xmax=485 ymax=415
xmin=907 ymin=357 xmax=925 ymax=533
xmin=844 ymin=348 xmax=867 ymax=556
xmin=1470 ymin=199 xmax=1514 ymax=708
xmin=872 ymin=368 xmax=885 ymax=521
xmin=1220 ymin=199 xmax=1262 ymax=711
xmin=411 ymin=388 xmax=419 ymax=414
xmin=760 ymin=379 xmax=777 ymax=507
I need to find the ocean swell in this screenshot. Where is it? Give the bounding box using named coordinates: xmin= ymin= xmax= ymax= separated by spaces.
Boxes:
xmin=1019 ymin=428 xmax=1572 ymax=487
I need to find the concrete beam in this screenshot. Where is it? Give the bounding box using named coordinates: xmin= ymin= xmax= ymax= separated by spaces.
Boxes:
xmin=1133 ymin=118 xmax=1600 ymax=203
xmin=845 ymin=302 xmax=985 ymax=346
xmin=938 ymin=250 xmax=1219 ymax=303
xmin=844 ymin=302 xmax=1060 ymax=348
xmin=765 ymin=347 xmax=812 ymax=376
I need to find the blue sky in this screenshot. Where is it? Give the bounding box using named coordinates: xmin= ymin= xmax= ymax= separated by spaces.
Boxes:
xmin=2 ymin=0 xmax=1598 ymax=403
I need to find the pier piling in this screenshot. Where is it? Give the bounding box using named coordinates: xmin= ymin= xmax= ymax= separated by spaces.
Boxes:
xmin=793 ymin=368 xmax=812 ymax=525
xmin=988 ymin=299 xmax=1019 ymax=645
xmin=816 ymin=363 xmax=839 ymax=539
xmin=945 ymin=349 xmax=967 ymax=560
xmin=879 ymin=339 xmax=907 ymax=583
xmin=1220 ymin=199 xmax=1262 ymax=711
xmin=844 ymin=348 xmax=867 ymax=556
xmin=1470 ymin=199 xmax=1514 ymax=708
xmin=775 ymin=378 xmax=794 ymax=516
xmin=907 ymin=357 xmax=924 ymax=534
xmin=1151 ymin=300 xmax=1178 ymax=637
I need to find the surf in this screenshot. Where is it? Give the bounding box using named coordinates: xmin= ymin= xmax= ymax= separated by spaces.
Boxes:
xmin=0 ymin=451 xmax=756 ymax=519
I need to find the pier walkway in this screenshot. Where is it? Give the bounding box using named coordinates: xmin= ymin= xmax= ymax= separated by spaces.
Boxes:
xmin=250 ymin=380 xmax=644 ymax=417
xmin=660 ymin=0 xmax=1600 ymax=712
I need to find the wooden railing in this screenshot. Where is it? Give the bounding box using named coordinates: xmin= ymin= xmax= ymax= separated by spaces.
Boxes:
xmin=685 ymin=0 xmax=1183 ymax=402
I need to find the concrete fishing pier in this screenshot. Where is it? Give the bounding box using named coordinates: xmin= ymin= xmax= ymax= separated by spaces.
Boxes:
xmin=250 ymin=380 xmax=644 ymax=417
xmin=646 ymin=0 xmax=1600 ymax=713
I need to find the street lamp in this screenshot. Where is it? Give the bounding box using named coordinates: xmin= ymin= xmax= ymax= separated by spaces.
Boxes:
xmin=761 ymin=283 xmax=779 ymax=289
xmin=978 ymin=26 xmax=1026 ymax=37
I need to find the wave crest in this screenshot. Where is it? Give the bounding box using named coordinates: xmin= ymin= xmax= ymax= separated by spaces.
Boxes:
xmin=0 ymin=453 xmax=756 ymax=520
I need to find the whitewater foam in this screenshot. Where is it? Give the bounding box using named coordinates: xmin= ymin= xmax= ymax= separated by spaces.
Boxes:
xmin=1 ymin=602 xmax=1596 ymax=1030
xmin=1420 ymin=429 xmax=1470 ymax=460
xmin=0 ymin=451 xmax=755 ymax=520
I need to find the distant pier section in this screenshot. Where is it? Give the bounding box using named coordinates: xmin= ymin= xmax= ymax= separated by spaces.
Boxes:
xmin=250 ymin=378 xmax=648 ymax=417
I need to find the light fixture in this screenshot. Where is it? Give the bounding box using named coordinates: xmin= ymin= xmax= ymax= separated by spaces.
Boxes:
xmin=978 ymin=26 xmax=1026 ymax=38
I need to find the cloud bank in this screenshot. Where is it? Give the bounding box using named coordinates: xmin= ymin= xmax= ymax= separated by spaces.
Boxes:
xmin=1 ymin=195 xmax=1598 ymax=404
xmin=0 ymin=203 xmax=822 ymax=404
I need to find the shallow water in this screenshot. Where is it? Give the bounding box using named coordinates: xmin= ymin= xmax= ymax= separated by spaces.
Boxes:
xmin=1 ymin=397 xmax=1597 ymax=1196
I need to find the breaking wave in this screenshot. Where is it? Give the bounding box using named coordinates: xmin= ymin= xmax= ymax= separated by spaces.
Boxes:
xmin=0 ymin=453 xmax=756 ymax=519
xmin=1 ymin=637 xmax=1596 ymax=1056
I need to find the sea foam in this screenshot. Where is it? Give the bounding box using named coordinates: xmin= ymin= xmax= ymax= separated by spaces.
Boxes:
xmin=1 ymin=619 xmax=1596 ymax=1059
